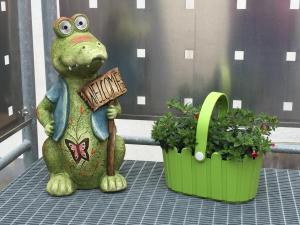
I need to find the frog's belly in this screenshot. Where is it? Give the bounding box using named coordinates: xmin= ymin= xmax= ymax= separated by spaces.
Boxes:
xmin=59 ymin=113 xmax=108 ymax=189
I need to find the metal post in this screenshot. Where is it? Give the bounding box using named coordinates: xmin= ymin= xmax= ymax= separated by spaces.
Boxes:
xmin=42 ymin=0 xmax=59 ymax=89
xmin=18 ymin=0 xmax=39 ymax=167
xmin=0 ymin=140 xmax=31 ymax=170
xmin=271 ymin=143 xmax=300 ymax=154
xmin=123 ymin=135 xmax=300 ymax=154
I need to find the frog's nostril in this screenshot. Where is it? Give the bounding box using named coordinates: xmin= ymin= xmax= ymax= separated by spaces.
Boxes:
xmin=82 ymin=46 xmax=86 ymax=49
xmin=97 ymin=42 xmax=101 ymax=46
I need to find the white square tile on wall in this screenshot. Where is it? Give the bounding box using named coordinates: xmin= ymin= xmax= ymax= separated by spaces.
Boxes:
xmin=4 ymin=55 xmax=9 ymax=65
xmin=137 ymin=49 xmax=146 ymax=58
xmin=137 ymin=0 xmax=145 ymax=9
xmin=184 ymin=98 xmax=193 ymax=106
xmin=89 ymin=0 xmax=98 ymax=8
xmin=237 ymin=0 xmax=247 ymax=9
xmin=286 ymin=52 xmax=297 ymax=61
xmin=234 ymin=51 xmax=244 ymax=60
xmin=1 ymin=1 xmax=6 ymax=11
xmin=137 ymin=96 xmax=146 ymax=105
xmin=290 ymin=0 xmax=300 ymax=9
xmin=186 ymin=0 xmax=194 ymax=9
xmin=8 ymin=106 xmax=13 ymax=116
xmin=184 ymin=50 xmax=194 ymax=59
xmin=283 ymin=102 xmax=293 ymax=111
xmin=233 ymin=100 xmax=242 ymax=109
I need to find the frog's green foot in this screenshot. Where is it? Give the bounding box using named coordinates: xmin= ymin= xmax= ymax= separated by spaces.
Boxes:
xmin=46 ymin=172 xmax=76 ymax=196
xmin=100 ymin=172 xmax=127 ymax=192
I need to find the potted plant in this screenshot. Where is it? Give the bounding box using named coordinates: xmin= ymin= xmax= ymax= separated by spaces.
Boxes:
xmin=152 ymin=92 xmax=278 ymax=202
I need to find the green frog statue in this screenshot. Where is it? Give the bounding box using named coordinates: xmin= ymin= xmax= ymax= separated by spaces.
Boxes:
xmin=37 ymin=14 xmax=127 ymax=196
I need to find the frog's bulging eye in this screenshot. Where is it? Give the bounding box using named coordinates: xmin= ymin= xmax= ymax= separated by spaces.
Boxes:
xmin=75 ymin=16 xmax=88 ymax=31
xmin=59 ymin=20 xmax=73 ymax=35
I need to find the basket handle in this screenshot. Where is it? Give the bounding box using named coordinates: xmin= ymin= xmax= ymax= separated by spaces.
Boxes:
xmin=194 ymin=92 xmax=229 ymax=162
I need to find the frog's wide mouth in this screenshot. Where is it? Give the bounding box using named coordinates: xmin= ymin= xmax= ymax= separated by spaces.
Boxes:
xmin=61 ymin=55 xmax=106 ymax=72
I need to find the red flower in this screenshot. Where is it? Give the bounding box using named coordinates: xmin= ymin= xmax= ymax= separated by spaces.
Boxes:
xmin=80 ymin=105 xmax=84 ymax=114
xmin=251 ymin=151 xmax=258 ymax=159
xmin=270 ymin=143 xmax=275 ymax=147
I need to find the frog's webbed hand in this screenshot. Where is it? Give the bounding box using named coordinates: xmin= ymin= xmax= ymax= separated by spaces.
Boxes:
xmin=37 ymin=97 xmax=55 ymax=136
xmin=45 ymin=121 xmax=55 ymax=136
xmin=107 ymin=99 xmax=121 ymax=120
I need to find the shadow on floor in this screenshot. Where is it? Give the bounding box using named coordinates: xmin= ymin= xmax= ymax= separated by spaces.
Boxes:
xmin=0 ymin=159 xmax=25 ymax=191
xmin=264 ymin=152 xmax=300 ymax=170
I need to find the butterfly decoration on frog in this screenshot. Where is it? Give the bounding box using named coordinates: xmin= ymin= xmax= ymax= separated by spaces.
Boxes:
xmin=65 ymin=138 xmax=90 ymax=164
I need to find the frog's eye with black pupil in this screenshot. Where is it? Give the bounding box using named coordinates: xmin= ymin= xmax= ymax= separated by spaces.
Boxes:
xmin=75 ymin=16 xmax=88 ymax=30
xmin=59 ymin=20 xmax=72 ymax=35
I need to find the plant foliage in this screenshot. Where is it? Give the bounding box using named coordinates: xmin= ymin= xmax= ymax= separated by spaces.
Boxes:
xmin=151 ymin=99 xmax=278 ymax=160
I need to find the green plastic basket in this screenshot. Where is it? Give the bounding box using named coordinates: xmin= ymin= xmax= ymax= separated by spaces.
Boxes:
xmin=162 ymin=92 xmax=263 ymax=203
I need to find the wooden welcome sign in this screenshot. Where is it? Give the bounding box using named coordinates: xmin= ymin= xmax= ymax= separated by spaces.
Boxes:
xmin=78 ymin=67 xmax=127 ymax=111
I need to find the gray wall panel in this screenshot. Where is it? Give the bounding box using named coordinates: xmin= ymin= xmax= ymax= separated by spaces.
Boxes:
xmin=56 ymin=0 xmax=300 ymax=125
xmin=0 ymin=0 xmax=24 ymax=137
